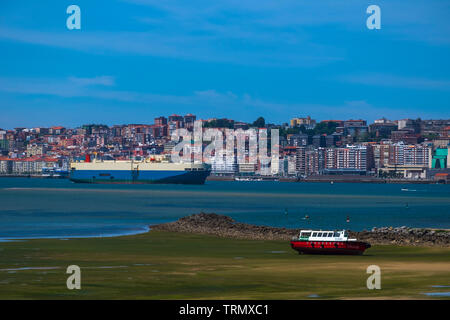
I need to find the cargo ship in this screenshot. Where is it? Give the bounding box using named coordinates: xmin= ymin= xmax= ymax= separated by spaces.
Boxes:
xmin=290 ymin=230 xmax=371 ymax=255
xmin=69 ymin=155 xmax=210 ymax=184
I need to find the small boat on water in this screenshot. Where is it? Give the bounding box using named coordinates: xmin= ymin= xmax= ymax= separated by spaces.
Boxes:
xmin=290 ymin=230 xmax=371 ymax=255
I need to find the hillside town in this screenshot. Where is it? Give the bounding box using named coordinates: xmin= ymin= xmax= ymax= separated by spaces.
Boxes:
xmin=0 ymin=115 xmax=449 ymax=183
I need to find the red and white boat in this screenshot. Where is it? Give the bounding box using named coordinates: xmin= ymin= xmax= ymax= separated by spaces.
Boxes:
xmin=290 ymin=230 xmax=371 ymax=255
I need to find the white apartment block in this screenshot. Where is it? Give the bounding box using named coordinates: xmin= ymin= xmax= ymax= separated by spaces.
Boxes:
xmin=325 ymin=145 xmax=367 ymax=171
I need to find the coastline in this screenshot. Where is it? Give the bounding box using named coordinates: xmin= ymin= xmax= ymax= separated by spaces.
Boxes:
xmin=1 ymin=215 xmax=449 ymax=299
xmin=0 ymin=226 xmax=150 ymax=242
xmin=0 ymin=175 xmax=444 ymax=184
xmin=151 ymin=213 xmax=450 ymax=247
xmin=207 ymin=175 xmax=443 ymax=184
xmin=3 ymin=214 xmax=450 ymax=246
xmin=1 ymin=228 xmax=449 ymax=299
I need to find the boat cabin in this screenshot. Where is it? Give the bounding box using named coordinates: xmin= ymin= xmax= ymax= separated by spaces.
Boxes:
xmin=296 ymin=230 xmax=355 ymax=242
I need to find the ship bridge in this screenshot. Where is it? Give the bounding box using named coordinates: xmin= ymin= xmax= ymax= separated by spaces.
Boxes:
xmin=297 ymin=230 xmax=355 ymax=242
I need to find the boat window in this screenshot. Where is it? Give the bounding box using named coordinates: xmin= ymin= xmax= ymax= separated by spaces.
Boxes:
xmin=334 ymin=232 xmax=340 ymax=237
xmin=317 ymin=232 xmax=322 ymax=237
xmin=301 ymin=232 xmax=311 ymax=238
xmin=312 ymin=232 xmax=317 ymax=237
xmin=328 ymin=232 xmax=333 ymax=237
xmin=344 ymin=232 xmax=348 ymax=237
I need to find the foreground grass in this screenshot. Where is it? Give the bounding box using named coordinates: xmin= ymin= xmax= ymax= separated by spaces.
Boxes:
xmin=0 ymin=231 xmax=449 ymax=299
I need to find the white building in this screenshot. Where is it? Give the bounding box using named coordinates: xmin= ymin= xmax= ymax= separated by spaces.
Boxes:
xmin=211 ymin=156 xmax=238 ymax=175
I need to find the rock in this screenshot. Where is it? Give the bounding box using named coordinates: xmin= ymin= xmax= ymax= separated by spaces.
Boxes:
xmin=151 ymin=213 xmax=450 ymax=247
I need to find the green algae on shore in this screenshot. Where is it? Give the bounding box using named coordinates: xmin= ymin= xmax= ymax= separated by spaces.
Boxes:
xmin=0 ymin=231 xmax=449 ymax=299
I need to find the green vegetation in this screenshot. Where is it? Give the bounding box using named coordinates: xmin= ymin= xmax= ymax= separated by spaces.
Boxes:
xmin=308 ymin=121 xmax=338 ymax=136
xmin=279 ymin=121 xmax=340 ymax=138
xmin=0 ymin=139 xmax=9 ymax=151
xmin=252 ymin=117 xmax=266 ymax=128
xmin=202 ymin=119 xmax=235 ymax=129
xmin=1 ymin=231 xmax=449 ymax=299
xmin=279 ymin=126 xmax=302 ymax=138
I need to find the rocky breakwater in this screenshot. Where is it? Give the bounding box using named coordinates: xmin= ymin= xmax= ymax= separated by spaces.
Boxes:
xmin=151 ymin=213 xmax=298 ymax=241
xmin=151 ymin=213 xmax=450 ymax=247
xmin=350 ymin=226 xmax=450 ymax=247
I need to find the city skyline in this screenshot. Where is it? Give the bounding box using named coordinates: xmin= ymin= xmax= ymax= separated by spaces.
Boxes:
xmin=0 ymin=113 xmax=449 ymax=131
xmin=1 ymin=1 xmax=449 ymax=128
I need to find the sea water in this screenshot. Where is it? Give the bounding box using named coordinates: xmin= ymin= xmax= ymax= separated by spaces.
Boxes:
xmin=0 ymin=178 xmax=449 ymax=240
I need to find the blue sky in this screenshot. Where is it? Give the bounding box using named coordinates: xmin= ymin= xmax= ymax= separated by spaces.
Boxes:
xmin=0 ymin=0 xmax=449 ymax=128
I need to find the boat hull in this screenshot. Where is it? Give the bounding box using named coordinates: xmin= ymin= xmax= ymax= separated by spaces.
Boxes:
xmin=69 ymin=169 xmax=210 ymax=185
xmin=290 ymin=240 xmax=371 ymax=255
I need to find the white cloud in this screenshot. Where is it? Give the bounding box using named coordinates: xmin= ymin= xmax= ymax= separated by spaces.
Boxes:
xmin=68 ymin=76 xmax=116 ymax=87
xmin=0 ymin=76 xmax=446 ymax=123
xmin=338 ymin=73 xmax=450 ymax=91
xmin=0 ymin=25 xmax=341 ymax=67
xmin=0 ymin=0 xmax=448 ymax=73
xmin=126 ymin=0 xmax=450 ymax=45
xmin=2 ymin=0 xmax=447 ymax=70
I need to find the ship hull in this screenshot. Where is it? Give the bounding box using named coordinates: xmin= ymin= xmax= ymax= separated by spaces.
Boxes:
xmin=290 ymin=240 xmax=371 ymax=255
xmin=70 ymin=169 xmax=210 ymax=185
